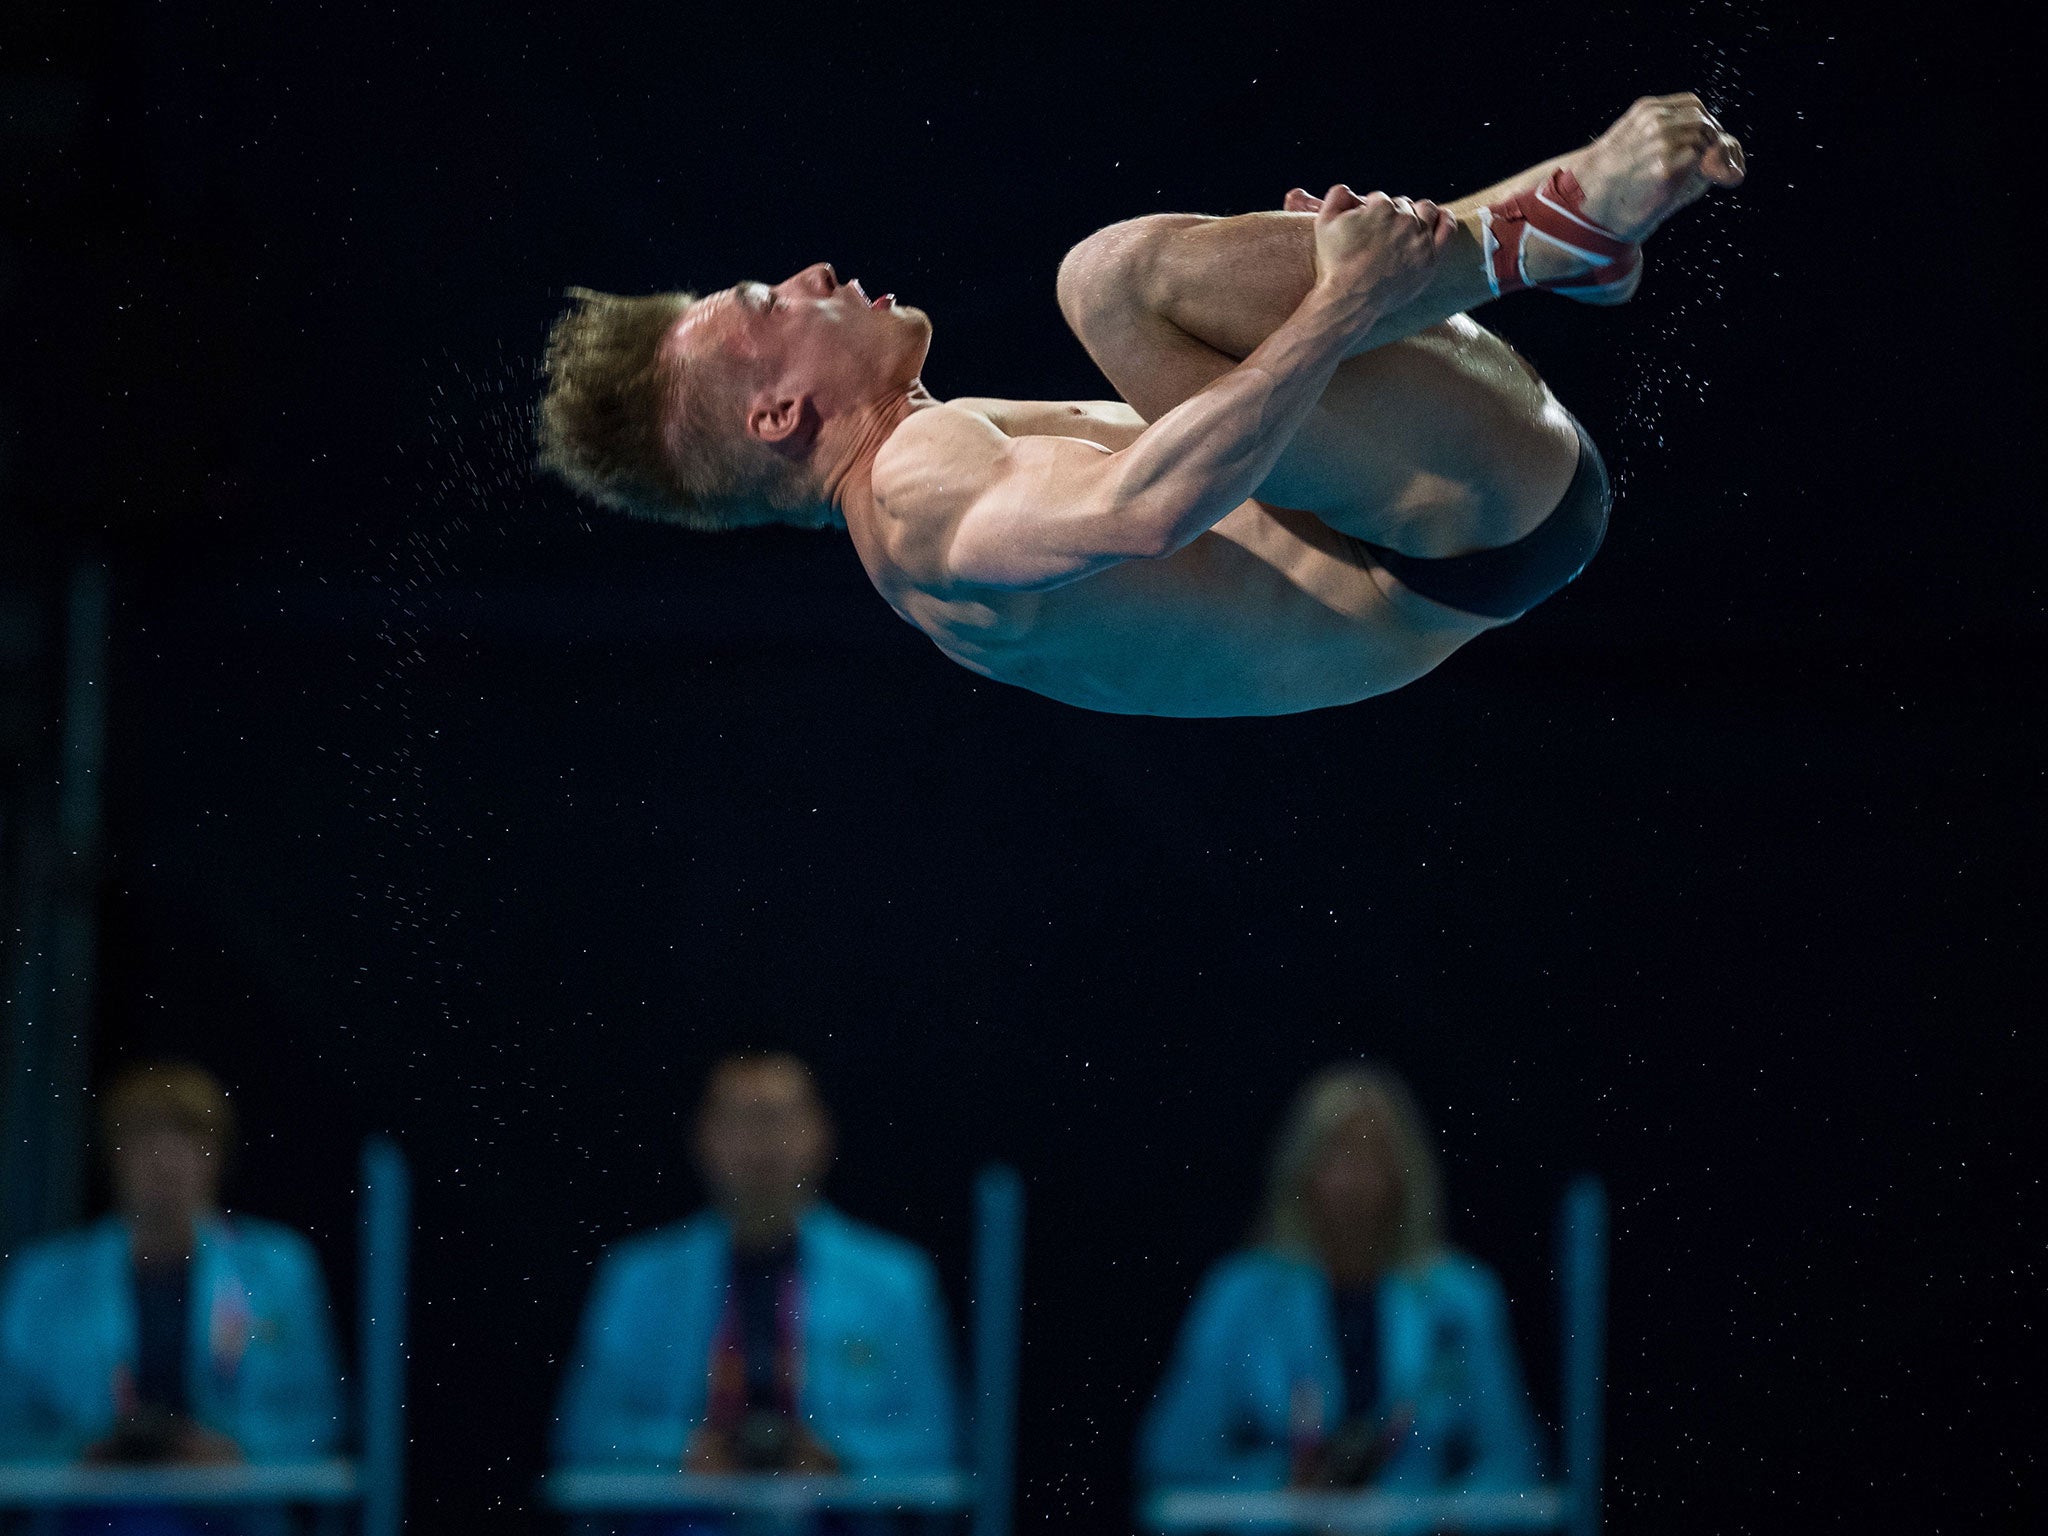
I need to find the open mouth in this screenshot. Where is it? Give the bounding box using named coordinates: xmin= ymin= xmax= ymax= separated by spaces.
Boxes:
xmin=845 ymin=277 xmax=895 ymax=310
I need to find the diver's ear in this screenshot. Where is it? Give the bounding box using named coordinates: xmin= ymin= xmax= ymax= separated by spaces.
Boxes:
xmin=747 ymin=393 xmax=817 ymax=451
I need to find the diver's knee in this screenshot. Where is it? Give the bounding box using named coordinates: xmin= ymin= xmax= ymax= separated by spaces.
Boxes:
xmin=1056 ymin=214 xmax=1205 ymax=341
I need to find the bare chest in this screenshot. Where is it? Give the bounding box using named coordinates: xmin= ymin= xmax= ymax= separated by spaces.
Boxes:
xmin=874 ymin=505 xmax=1441 ymax=717
xmin=846 ymin=400 xmax=1473 ymax=716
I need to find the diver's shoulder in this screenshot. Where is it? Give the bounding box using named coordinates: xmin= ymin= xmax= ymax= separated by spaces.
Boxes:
xmin=946 ymin=397 xmax=1145 ymax=448
xmin=879 ymin=398 xmax=1008 ymax=460
xmin=938 ymin=395 xmax=1024 ymax=420
xmin=871 ymin=402 xmax=1010 ymax=517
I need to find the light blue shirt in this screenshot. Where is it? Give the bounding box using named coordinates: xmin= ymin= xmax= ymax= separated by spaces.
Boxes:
xmin=0 ymin=1214 xmax=344 ymax=1461
xmin=554 ymin=1203 xmax=958 ymax=1471
xmin=1140 ymin=1247 xmax=1542 ymax=1492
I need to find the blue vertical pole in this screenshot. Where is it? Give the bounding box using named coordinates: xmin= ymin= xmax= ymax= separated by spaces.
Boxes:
xmin=1559 ymin=1177 xmax=1608 ymax=1536
xmin=970 ymin=1166 xmax=1024 ymax=1536
xmin=359 ymin=1138 xmax=411 ymax=1536
xmin=0 ymin=562 xmax=107 ymax=1252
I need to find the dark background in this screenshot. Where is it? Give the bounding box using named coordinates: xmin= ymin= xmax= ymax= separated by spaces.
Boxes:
xmin=3 ymin=1 xmax=2039 ymax=1532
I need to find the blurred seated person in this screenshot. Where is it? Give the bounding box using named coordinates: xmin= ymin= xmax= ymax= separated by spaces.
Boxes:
xmin=555 ymin=1052 xmax=958 ymax=1478
xmin=0 ymin=1061 xmax=344 ymax=1470
xmin=1140 ymin=1063 xmax=1540 ymax=1496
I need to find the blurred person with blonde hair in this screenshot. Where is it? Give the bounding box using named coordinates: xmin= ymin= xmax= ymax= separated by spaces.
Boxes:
xmin=1139 ymin=1063 xmax=1540 ymax=1494
xmin=0 ymin=1061 xmax=343 ymax=1483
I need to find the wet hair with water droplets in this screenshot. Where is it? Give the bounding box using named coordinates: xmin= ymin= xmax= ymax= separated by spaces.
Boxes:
xmin=536 ymin=286 xmax=836 ymax=531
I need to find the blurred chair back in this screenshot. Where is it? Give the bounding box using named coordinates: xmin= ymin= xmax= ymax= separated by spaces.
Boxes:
xmin=1557 ymin=1176 xmax=1607 ymax=1536
xmin=358 ymin=1136 xmax=412 ymax=1536
xmin=970 ymin=1165 xmax=1024 ymax=1536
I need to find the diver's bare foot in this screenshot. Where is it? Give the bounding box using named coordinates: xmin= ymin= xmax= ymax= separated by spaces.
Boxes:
xmin=1282 ymin=94 xmax=1743 ymax=301
xmin=1566 ymin=92 xmax=1745 ymax=244
xmin=1510 ymin=92 xmax=1742 ymax=300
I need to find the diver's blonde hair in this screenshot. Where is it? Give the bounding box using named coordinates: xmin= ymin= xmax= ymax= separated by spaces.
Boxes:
xmin=536 ymin=287 xmax=832 ymax=530
xmin=1258 ymin=1062 xmax=1444 ymax=1267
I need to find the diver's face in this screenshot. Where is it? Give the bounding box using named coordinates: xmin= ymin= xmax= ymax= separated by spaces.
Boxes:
xmin=688 ymin=262 xmax=931 ymax=427
xmin=1304 ymin=1110 xmax=1402 ymax=1238
xmin=694 ymin=1059 xmax=833 ymax=1220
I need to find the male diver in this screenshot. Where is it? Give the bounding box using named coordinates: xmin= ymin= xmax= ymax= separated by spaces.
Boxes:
xmin=539 ymin=94 xmax=1744 ymax=716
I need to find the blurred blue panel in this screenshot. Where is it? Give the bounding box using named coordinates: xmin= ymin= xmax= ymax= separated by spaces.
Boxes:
xmin=1558 ymin=1177 xmax=1607 ymax=1536
xmin=360 ymin=1137 xmax=412 ymax=1536
xmin=971 ymin=1165 xmax=1025 ymax=1536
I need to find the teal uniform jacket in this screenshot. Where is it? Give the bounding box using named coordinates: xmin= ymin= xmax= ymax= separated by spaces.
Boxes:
xmin=0 ymin=1214 xmax=344 ymax=1460
xmin=1140 ymin=1247 xmax=1542 ymax=1492
xmin=554 ymin=1204 xmax=959 ymax=1471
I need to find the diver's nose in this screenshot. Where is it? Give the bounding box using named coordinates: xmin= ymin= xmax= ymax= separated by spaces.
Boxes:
xmin=806 ymin=262 xmax=838 ymax=293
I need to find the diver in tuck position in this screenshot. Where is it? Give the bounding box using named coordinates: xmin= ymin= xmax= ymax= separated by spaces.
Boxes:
xmin=538 ymin=93 xmax=1744 ymax=717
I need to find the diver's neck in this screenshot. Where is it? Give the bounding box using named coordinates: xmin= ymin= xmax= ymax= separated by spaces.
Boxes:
xmin=822 ymin=385 xmax=937 ymax=512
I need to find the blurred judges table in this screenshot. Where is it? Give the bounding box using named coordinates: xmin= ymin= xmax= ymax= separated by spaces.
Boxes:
xmin=0 ymin=1461 xmax=357 ymax=1532
xmin=0 ymin=1139 xmax=411 ymax=1536
xmin=1144 ymin=1487 xmax=1568 ymax=1534
xmin=549 ymin=1469 xmax=971 ymax=1532
xmin=542 ymin=1165 xmax=1025 ymax=1536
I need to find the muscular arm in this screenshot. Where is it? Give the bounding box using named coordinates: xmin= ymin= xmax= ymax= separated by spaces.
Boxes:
xmin=925 ymin=294 xmax=1356 ymax=590
xmin=873 ymin=189 xmax=1450 ymax=592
